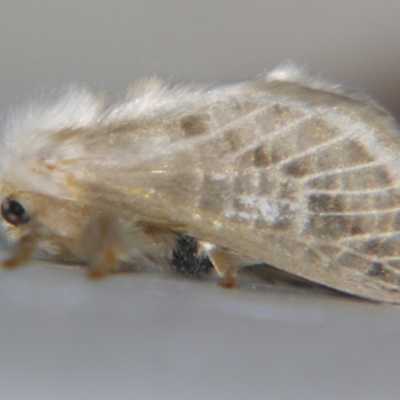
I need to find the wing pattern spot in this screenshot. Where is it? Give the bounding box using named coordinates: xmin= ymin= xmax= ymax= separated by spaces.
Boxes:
xmin=180 ymin=114 xmax=211 ymax=137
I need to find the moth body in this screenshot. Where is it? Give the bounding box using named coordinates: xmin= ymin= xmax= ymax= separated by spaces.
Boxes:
xmin=2 ymin=65 xmax=400 ymax=303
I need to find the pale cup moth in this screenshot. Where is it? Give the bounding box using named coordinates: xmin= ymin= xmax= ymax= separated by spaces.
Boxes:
xmin=1 ymin=64 xmax=400 ymax=304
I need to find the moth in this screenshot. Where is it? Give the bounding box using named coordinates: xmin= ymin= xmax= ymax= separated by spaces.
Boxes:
xmin=1 ymin=64 xmax=400 ymax=304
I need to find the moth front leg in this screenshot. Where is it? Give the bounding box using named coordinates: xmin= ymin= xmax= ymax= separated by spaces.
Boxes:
xmin=81 ymin=214 xmax=177 ymax=278
xmin=2 ymin=227 xmax=36 ymax=269
xmin=198 ymin=241 xmax=255 ymax=288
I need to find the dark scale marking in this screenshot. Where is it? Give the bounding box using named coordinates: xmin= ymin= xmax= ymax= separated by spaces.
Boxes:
xmin=308 ymin=193 xmax=346 ymax=213
xmin=350 ymin=215 xmax=375 ymax=236
xmin=180 ymin=114 xmax=210 ymax=137
xmin=253 ymin=103 xmax=304 ymax=134
xmin=358 ymin=238 xmax=383 ymax=256
xmin=365 ymin=262 xmax=399 ymax=285
xmin=272 ymin=217 xmax=292 ymax=230
xmin=307 ymin=214 xmax=376 ymax=239
xmin=283 ymin=154 xmax=317 ymax=177
xmin=306 ymin=174 xmax=340 ymax=191
xmin=378 ymin=237 xmax=400 ymax=258
xmin=366 ymin=263 xmax=387 ymax=277
xmin=350 ymin=236 xmax=400 ymax=259
xmin=253 ymin=145 xmax=271 ymax=167
xmin=375 ymin=168 xmax=394 ymax=186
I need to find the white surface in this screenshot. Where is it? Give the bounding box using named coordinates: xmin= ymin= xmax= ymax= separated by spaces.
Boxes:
xmin=1 ymin=1 xmax=400 ymax=399
xmin=1 ymin=257 xmax=400 ymax=400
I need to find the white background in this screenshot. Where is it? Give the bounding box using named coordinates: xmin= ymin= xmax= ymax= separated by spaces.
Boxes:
xmin=0 ymin=2 xmax=400 ymax=399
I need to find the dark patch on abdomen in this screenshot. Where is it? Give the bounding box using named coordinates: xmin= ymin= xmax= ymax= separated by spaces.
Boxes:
xmin=172 ymin=234 xmax=213 ymax=278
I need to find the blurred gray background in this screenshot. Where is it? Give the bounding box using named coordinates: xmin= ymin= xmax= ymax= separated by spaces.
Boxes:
xmin=1 ymin=1 xmax=400 ymax=115
xmin=1 ymin=2 xmax=400 ymax=400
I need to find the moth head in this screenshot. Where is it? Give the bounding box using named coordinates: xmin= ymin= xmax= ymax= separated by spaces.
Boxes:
xmin=0 ymin=186 xmax=171 ymax=270
xmin=0 ymin=185 xmax=93 ymax=262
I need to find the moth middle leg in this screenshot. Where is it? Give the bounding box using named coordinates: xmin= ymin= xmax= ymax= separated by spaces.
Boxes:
xmin=198 ymin=241 xmax=255 ymax=288
xmin=81 ymin=214 xmax=176 ymax=278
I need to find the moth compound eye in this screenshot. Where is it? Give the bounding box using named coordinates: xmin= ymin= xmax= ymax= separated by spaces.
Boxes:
xmin=1 ymin=198 xmax=30 ymax=226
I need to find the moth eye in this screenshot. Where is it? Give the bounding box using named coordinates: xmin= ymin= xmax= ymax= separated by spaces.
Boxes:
xmin=1 ymin=198 xmax=30 ymax=226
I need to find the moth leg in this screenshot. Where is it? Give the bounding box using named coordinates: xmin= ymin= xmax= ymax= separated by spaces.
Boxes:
xmin=2 ymin=229 xmax=35 ymax=268
xmin=82 ymin=214 xmax=176 ymax=278
xmin=199 ymin=241 xmax=253 ymax=288
xmin=86 ymin=247 xmax=117 ymax=280
xmin=83 ymin=214 xmax=122 ymax=279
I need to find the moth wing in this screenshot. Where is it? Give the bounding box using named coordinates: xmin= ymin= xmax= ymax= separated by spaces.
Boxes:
xmin=30 ymin=73 xmax=400 ymax=303
xmin=122 ymin=76 xmax=400 ymax=303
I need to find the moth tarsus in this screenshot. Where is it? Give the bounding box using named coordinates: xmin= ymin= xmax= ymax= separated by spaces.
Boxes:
xmin=2 ymin=63 xmax=400 ymax=304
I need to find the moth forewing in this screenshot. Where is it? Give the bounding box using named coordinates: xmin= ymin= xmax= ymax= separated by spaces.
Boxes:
xmin=1 ymin=65 xmax=400 ymax=304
